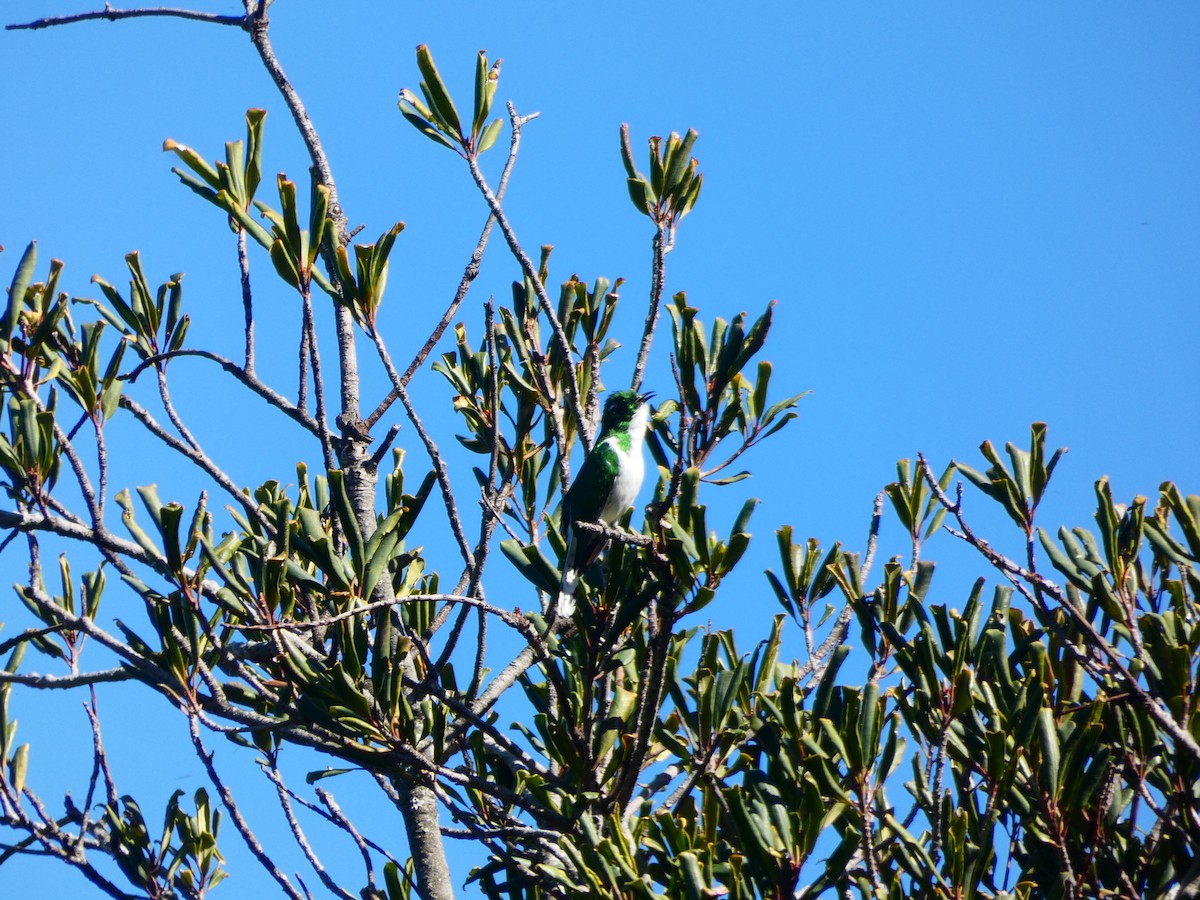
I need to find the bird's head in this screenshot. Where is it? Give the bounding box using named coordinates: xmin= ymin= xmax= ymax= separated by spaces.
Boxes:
xmin=599 ymin=389 xmax=654 ymax=433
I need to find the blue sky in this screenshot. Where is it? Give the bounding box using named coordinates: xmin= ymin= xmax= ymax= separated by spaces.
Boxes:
xmin=2 ymin=2 xmax=1199 ymax=895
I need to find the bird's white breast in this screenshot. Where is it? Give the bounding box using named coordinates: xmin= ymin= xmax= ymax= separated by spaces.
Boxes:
xmin=598 ymin=404 xmax=649 ymax=523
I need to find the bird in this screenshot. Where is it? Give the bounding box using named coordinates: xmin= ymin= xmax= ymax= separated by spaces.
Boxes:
xmin=556 ymin=389 xmax=654 ymax=617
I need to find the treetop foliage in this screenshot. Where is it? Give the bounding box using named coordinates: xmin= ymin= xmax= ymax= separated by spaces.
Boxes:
xmin=1 ymin=6 xmax=1198 ymax=900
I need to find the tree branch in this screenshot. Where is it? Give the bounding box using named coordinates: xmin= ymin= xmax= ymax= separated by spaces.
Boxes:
xmin=236 ymin=228 xmax=256 ymax=373
xmin=119 ymin=395 xmax=269 ymax=531
xmin=369 ymin=329 xmax=473 ymax=568
xmin=261 ymin=757 xmax=356 ymax=900
xmin=124 ymin=348 xmax=320 ymax=436
xmin=464 ymin=104 xmax=593 ymax=453
xmin=916 ymin=453 xmax=1200 ymax=763
xmin=6 ymin=5 xmax=246 ymax=31
xmin=630 ymin=220 xmax=669 ymax=393
xmin=0 ymin=668 xmax=135 ymax=689
xmin=365 ymin=103 xmax=527 ymax=430
xmin=187 ymin=713 xmax=306 ymax=900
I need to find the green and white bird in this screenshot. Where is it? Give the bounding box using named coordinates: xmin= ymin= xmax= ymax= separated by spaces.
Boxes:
xmin=556 ymin=389 xmax=654 ymax=617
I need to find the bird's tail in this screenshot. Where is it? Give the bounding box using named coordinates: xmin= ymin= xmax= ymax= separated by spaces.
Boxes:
xmin=555 ymin=528 xmax=580 ymax=618
xmin=557 ymin=575 xmax=578 ymax=618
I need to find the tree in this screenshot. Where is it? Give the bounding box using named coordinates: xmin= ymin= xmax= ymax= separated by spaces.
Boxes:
xmin=2 ymin=4 xmax=1198 ymax=899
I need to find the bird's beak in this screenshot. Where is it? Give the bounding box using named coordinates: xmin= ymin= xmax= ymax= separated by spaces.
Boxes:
xmin=637 ymin=390 xmax=656 ymax=406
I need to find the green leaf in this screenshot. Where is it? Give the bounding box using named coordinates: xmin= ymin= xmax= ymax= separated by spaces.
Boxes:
xmin=362 ymin=511 xmax=404 ymax=600
xmin=626 ymin=176 xmax=654 ymax=216
xmin=168 ymin=167 xmax=219 ymax=205
xmin=664 ymin=129 xmax=699 ymax=196
xmin=857 ymin=681 xmax=881 ymax=764
xmin=415 ymin=45 xmax=462 ymax=140
xmin=244 ymin=108 xmax=267 ymax=203
xmin=10 ymin=743 xmax=29 ymax=793
xmin=162 ymin=139 xmax=221 ymax=189
xmin=476 ymin=117 xmax=504 ymax=155
xmin=309 ymin=183 xmax=329 ymax=269
xmin=276 ymin=175 xmax=302 ymax=260
xmin=269 ymin=239 xmax=301 ymax=289
xmin=1037 ymin=707 xmax=1060 ymax=795
xmin=214 ymin=189 xmax=275 ymax=249
xmin=3 ymin=242 xmax=38 ymax=347
xmin=398 ymin=103 xmax=459 ymax=151
xmin=500 ymin=539 xmax=560 ymax=596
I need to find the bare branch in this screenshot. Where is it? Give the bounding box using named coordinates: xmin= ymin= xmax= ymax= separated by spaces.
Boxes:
xmin=0 ymin=668 xmax=135 ymax=689
xmin=261 ymin=758 xmax=356 ymax=900
xmin=119 ymin=395 xmax=269 ymax=531
xmin=630 ymin=220 xmax=669 ymax=393
xmin=17 ymin=563 xmax=175 ymax=690
xmin=1 ymin=508 xmax=161 ymax=575
xmin=155 ymin=366 xmax=201 ymax=452
xmin=7 ymin=5 xmax=246 ymax=32
xmin=244 ymin=7 xmax=363 ymax=434
xmin=859 ymin=489 xmax=886 ymax=582
xmin=297 ymin=301 xmax=311 ymax=414
xmin=366 ymin=104 xmax=527 ymax=429
xmin=45 ymin=402 xmax=106 ymax=543
xmin=369 ymin=329 xmax=474 ymax=568
xmin=124 ymin=348 xmax=320 ymax=436
xmin=464 ymin=104 xmax=593 ymax=454
xmin=316 ymin=787 xmax=397 ymax=885
xmin=187 ymin=713 xmax=306 ymax=900
xmin=366 ymin=422 xmax=402 ymax=471
xmin=237 ymin=228 xmax=256 ymax=373
xmin=798 ymin=605 xmax=853 ymax=687
xmin=81 ymin=694 xmax=117 ymax=854
xmin=301 ymin=285 xmax=337 ymax=471
xmin=0 ymin=624 xmax=65 ymax=657
xmin=237 ymin=592 xmax=523 ymax=634
xmin=574 ymin=519 xmax=658 ymax=551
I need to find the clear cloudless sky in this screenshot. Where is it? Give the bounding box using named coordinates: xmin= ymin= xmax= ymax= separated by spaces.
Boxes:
xmin=2 ymin=2 xmax=1198 ymax=896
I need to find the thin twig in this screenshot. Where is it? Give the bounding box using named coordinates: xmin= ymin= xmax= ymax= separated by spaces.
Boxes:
xmin=365 ymin=111 xmax=526 ymax=429
xmin=369 ymin=329 xmax=473 ymax=567
xmin=80 ymin=695 xmax=113 ymax=851
xmin=0 ymin=625 xmax=65 ymax=657
xmin=315 ymin=787 xmax=396 ymax=882
xmin=7 ymin=5 xmax=246 ymax=31
xmin=301 ymin=284 xmax=337 ymax=471
xmin=464 ymin=104 xmax=593 ymax=453
xmin=366 ymin=422 xmax=402 ymax=472
xmin=42 ymin=400 xmax=106 ymax=545
xmin=0 ymin=668 xmax=134 ymax=689
xmin=187 ymin=712 xmax=306 ymax=900
xmin=237 ymin=592 xmax=520 ymax=633
xmin=630 ymin=221 xmax=669 ymax=393
xmin=261 ymin=758 xmax=356 ymax=900
xmin=119 ymin=395 xmax=269 ymax=531
xmin=124 ymin=347 xmax=319 ymax=435
xmin=237 ymin=227 xmax=256 ymax=373
xmin=155 ymin=366 xmax=201 ymax=452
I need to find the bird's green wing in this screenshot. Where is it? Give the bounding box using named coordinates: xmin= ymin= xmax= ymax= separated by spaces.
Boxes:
xmin=564 ymin=441 xmax=619 ymax=572
xmin=564 ymin=441 xmax=619 ymax=524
